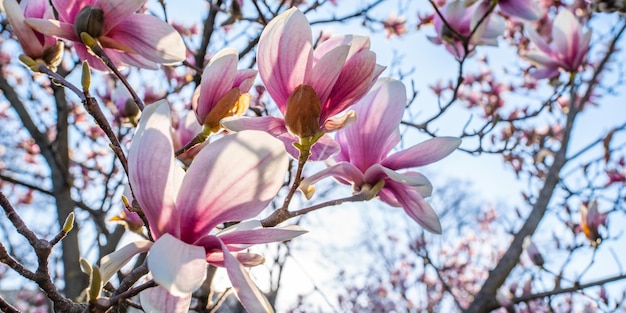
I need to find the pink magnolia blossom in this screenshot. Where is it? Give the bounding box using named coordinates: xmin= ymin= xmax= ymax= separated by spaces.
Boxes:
xmin=1 ymin=0 xmax=62 ymax=68
xmin=109 ymin=100 xmax=306 ymax=312
xmin=523 ymin=9 xmax=591 ymax=79
xmin=192 ymin=48 xmax=256 ymax=131
xmin=223 ymin=7 xmax=384 ymax=160
xmin=300 ymin=79 xmax=461 ymax=233
xmin=25 ymin=0 xmax=186 ymax=70
xmin=430 ymin=0 xmax=505 ymax=59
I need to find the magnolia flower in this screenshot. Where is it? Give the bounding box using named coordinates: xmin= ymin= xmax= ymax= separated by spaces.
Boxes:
xmin=300 ymin=78 xmax=461 ymax=233
xmin=223 ymin=7 xmax=384 ymax=160
xmin=1 ymin=0 xmax=63 ymax=69
xmin=580 ymin=200 xmax=606 ymax=246
xmin=430 ymin=0 xmax=505 ymax=59
xmin=25 ymin=0 xmax=186 ymax=70
xmin=495 ymin=0 xmax=541 ymax=21
xmin=524 ymin=9 xmax=591 ymax=79
xmin=103 ymin=100 xmax=306 ymax=312
xmin=192 ymin=48 xmax=256 ymax=132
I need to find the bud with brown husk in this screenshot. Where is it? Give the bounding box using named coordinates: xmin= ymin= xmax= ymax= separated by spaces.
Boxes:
xmin=74 ymin=6 xmax=105 ymax=39
xmin=285 ymin=85 xmax=321 ymax=139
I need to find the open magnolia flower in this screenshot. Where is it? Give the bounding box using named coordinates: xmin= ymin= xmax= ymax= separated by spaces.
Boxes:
xmin=25 ymin=0 xmax=186 ymax=70
xmin=300 ymin=78 xmax=461 ymax=233
xmin=192 ymin=47 xmax=257 ymax=132
xmin=1 ymin=0 xmax=63 ymax=69
xmin=523 ymin=9 xmax=591 ymax=79
xmin=102 ymin=100 xmax=306 ymax=312
xmin=429 ymin=0 xmax=505 ymax=59
xmin=223 ymin=7 xmax=384 ymax=160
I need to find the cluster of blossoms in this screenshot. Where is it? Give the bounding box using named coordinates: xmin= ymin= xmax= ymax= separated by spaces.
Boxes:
xmin=2 ymin=1 xmax=463 ymax=310
xmin=429 ymin=0 xmax=592 ymax=80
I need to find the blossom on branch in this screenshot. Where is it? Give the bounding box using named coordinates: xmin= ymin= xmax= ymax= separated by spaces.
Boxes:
xmin=192 ymin=48 xmax=256 ymax=132
xmin=25 ymin=0 xmax=186 ymax=70
xmin=1 ymin=0 xmax=63 ymax=70
xmin=429 ymin=0 xmax=505 ymax=59
xmin=299 ymin=78 xmax=461 ymax=233
xmin=103 ymin=100 xmax=306 ymax=312
xmin=580 ymin=200 xmax=607 ymax=247
xmin=523 ymin=9 xmax=591 ymax=79
xmin=495 ymin=0 xmax=541 ymax=21
xmin=223 ymin=7 xmax=384 ymax=160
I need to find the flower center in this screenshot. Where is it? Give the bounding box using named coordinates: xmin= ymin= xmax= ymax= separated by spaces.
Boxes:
xmin=74 ymin=6 xmax=105 ymax=39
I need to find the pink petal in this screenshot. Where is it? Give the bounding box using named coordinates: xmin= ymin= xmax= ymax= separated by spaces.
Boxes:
xmin=147 ymin=234 xmax=207 ymax=297
xmin=100 ymin=240 xmax=152 ymax=283
xmin=3 ymin=0 xmax=43 ymax=57
xmin=308 ymin=133 xmax=341 ymax=161
xmin=307 ymin=44 xmax=349 ymax=106
xmin=96 ymin=0 xmax=145 ymax=32
xmin=25 ymin=18 xmax=80 ymax=42
xmin=258 ymin=7 xmax=312 ymax=113
xmin=177 ymin=131 xmax=288 ymax=243
xmin=337 ymin=78 xmax=405 ymax=172
xmin=51 ymin=0 xmax=91 ymax=24
xmin=194 ymin=48 xmax=238 ymax=123
xmin=221 ymin=241 xmax=274 ymax=312
xmin=374 ymin=168 xmax=433 ymax=197
xmin=299 ymin=162 xmax=365 ymax=199
xmin=234 ymin=68 xmax=258 ymax=93
xmin=321 ymin=49 xmax=378 ymax=120
xmin=128 ymin=100 xmax=183 ymax=238
xmin=106 ymin=14 xmax=186 ymax=64
xmin=498 ymin=0 xmax=541 ymax=21
xmin=140 ymin=284 xmax=192 ymax=313
xmin=219 ymin=224 xmax=307 ymax=245
xmin=384 ymin=180 xmax=442 ymax=234
xmin=552 ymin=10 xmax=579 ymax=63
xmin=382 ymin=137 xmax=461 ymax=170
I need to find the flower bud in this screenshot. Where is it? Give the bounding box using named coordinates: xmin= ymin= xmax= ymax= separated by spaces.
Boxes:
xmin=285 ymin=85 xmax=321 ymax=138
xmin=74 ymin=6 xmax=105 ymax=39
xmin=42 ymin=41 xmax=64 ymax=72
xmin=122 ymin=99 xmax=140 ymax=119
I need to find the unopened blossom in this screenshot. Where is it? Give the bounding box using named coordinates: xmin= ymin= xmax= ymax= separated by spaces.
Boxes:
xmin=1 ymin=0 xmax=63 ymax=70
xmin=429 ymin=0 xmax=505 ymax=59
xmin=523 ymin=237 xmax=544 ymax=267
xmin=223 ymin=7 xmax=384 ymax=160
xmin=300 ymin=78 xmax=461 ymax=233
xmin=25 ymin=0 xmax=186 ymax=70
xmin=523 ymin=9 xmax=591 ymax=79
xmin=580 ymin=200 xmax=607 ymax=246
xmin=103 ymin=100 xmax=306 ymax=312
xmin=192 ymin=48 xmax=256 ymax=132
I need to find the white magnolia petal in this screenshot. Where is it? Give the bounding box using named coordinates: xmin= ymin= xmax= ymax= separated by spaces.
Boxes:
xmin=100 ymin=240 xmax=152 ymax=283
xmin=148 ymin=234 xmax=207 ymax=297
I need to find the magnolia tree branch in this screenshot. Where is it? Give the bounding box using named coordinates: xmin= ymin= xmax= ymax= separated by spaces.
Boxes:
xmin=465 ymin=22 xmax=626 ymax=313
xmin=0 ymin=192 xmax=83 ymax=312
xmin=510 ymin=273 xmax=626 ymax=305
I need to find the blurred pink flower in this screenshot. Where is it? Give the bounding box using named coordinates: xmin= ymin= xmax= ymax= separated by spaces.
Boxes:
xmin=25 ymin=0 xmax=186 ymax=70
xmin=300 ymin=78 xmax=461 ymax=233
xmin=115 ymin=100 xmax=306 ymax=312
xmin=383 ymin=13 xmax=407 ymax=38
xmin=172 ymin=111 xmax=207 ymax=165
xmin=1 ymin=0 xmax=63 ymax=68
xmin=496 ymin=0 xmax=541 ymax=20
xmin=523 ymin=9 xmax=591 ymax=79
xmin=430 ymin=0 xmax=505 ymax=59
xmin=192 ymin=48 xmax=256 ymax=131
xmin=223 ymin=7 xmax=384 ymax=160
